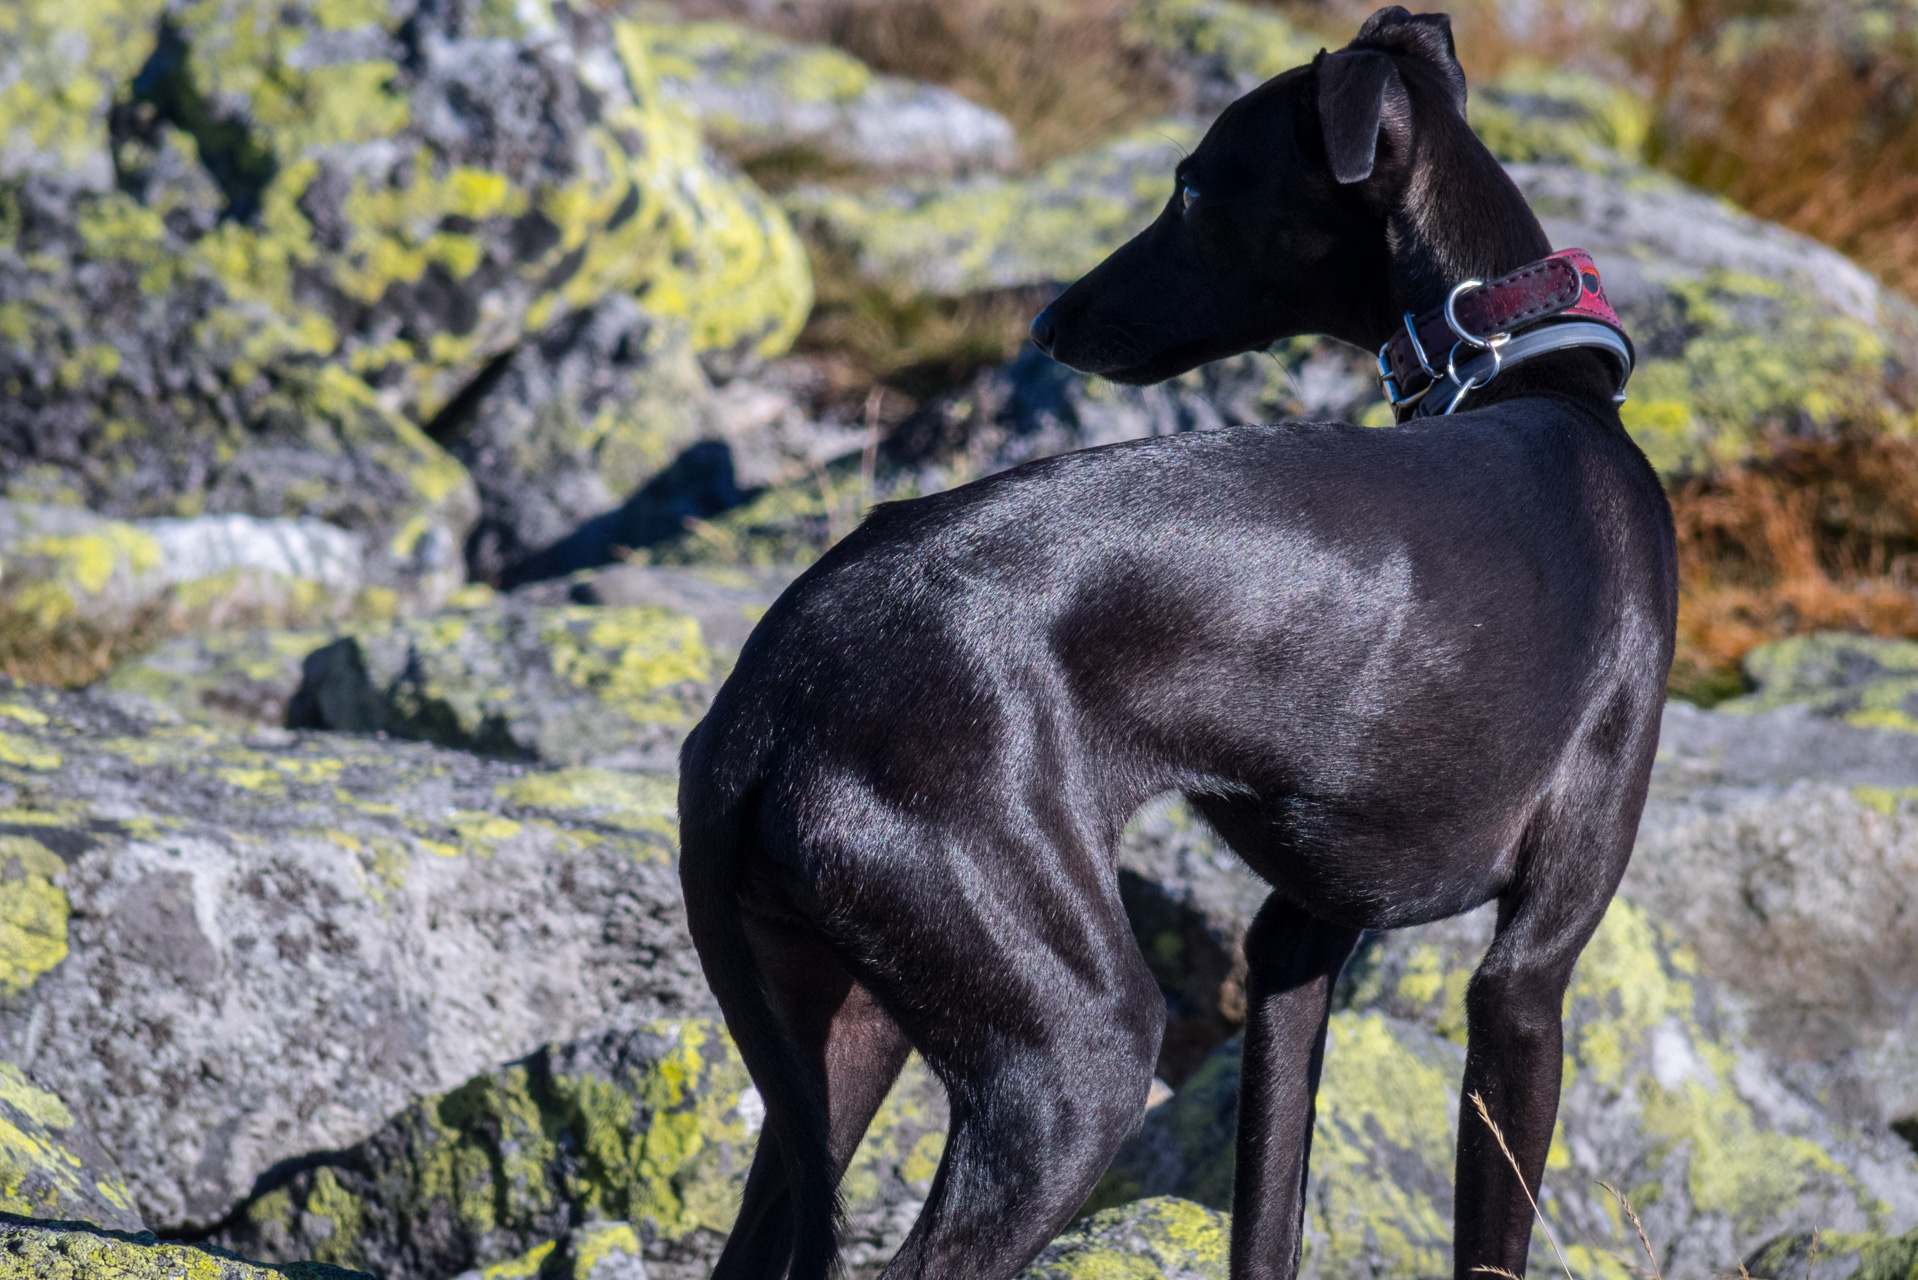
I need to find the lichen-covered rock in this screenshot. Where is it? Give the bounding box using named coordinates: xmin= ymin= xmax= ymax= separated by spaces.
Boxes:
xmin=1019 ymin=1197 xmax=1230 ymax=1280
xmin=0 ymin=1060 xmax=142 ymax=1231
xmin=451 ymin=1221 xmax=651 ymax=1280
xmin=0 ymin=677 xmax=710 ymax=1232
xmin=443 ymin=298 xmax=722 ymax=586
xmin=1122 ymin=0 xmax=1323 ymax=116
xmin=0 ymin=1222 xmax=373 ymax=1280
xmin=1099 ymin=890 xmax=1918 ymax=1280
xmin=219 ymin=1018 xmax=947 ymax=1280
xmin=2 ymin=0 xmax=812 ymax=604
xmin=289 ymin=593 xmax=729 ymax=769
xmin=1514 ymin=161 xmax=1918 ymax=476
xmin=0 ymin=501 xmax=369 ymax=640
xmin=784 ymin=119 xmax=1198 ymax=297
xmin=101 ymin=625 xmax=339 ymax=727
xmin=645 ymin=22 xmax=1017 ymax=177
xmin=884 ymin=339 xmax=1382 ymax=496
xmin=1722 ymin=632 xmax=1918 ymax=730
xmin=1746 ymin=1225 xmax=1918 ymax=1280
xmin=1620 ymin=701 xmax=1918 ymax=1140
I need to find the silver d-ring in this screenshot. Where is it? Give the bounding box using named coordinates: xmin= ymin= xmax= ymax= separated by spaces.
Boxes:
xmin=1446 ymin=338 xmax=1502 ymax=388
xmin=1444 ymin=279 xmax=1513 ymax=352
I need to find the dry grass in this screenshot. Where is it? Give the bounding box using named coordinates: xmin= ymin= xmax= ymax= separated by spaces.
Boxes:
xmin=0 ymin=609 xmax=168 ymax=689
xmin=1667 ymin=436 xmax=1918 ymax=703
xmin=794 ymin=238 xmax=1052 ymax=403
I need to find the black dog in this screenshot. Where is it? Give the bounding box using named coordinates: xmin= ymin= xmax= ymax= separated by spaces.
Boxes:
xmin=679 ymin=9 xmax=1676 ymax=1279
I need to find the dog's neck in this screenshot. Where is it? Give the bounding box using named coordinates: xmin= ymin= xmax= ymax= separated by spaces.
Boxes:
xmin=1383 ymin=104 xmax=1554 ymax=321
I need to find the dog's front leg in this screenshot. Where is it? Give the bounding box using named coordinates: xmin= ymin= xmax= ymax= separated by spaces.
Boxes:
xmin=1229 ymin=895 xmax=1362 ymax=1280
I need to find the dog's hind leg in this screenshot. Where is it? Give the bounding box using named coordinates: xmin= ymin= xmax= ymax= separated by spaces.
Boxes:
xmin=714 ymin=910 xmax=914 ymax=1280
xmin=1226 ymin=895 xmax=1361 ymax=1280
xmin=1451 ymin=762 xmax=1647 ymax=1280
xmin=874 ymin=874 xmax=1165 ymax=1280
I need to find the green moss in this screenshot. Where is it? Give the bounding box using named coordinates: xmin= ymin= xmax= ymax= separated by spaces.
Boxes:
xmin=0 ymin=1223 xmax=373 ymax=1279
xmin=1747 ymin=1226 xmax=1918 ymax=1280
xmin=1721 ymin=632 xmax=1918 ymax=730
xmin=1472 ymin=68 xmax=1651 ymax=169
xmin=1619 ymin=273 xmax=1907 ymax=477
xmin=0 ymin=1064 xmax=143 ymax=1232
xmin=1023 ymin=1197 xmax=1231 ymax=1280
xmin=1121 ymin=0 xmax=1321 ymax=89
xmin=785 ymin=120 xmax=1199 ymax=297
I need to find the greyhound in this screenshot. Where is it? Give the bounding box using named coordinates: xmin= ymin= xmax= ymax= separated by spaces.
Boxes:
xmin=678 ymin=8 xmax=1677 ymax=1279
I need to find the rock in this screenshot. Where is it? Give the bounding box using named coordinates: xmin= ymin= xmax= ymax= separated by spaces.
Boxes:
xmin=1019 ymin=1197 xmax=1230 ymax=1280
xmin=100 ymin=626 xmax=340 ymax=729
xmin=1098 ymin=891 xmax=1918 ymax=1280
xmin=287 ymin=589 xmax=748 ymax=770
xmin=1619 ymin=701 xmax=1918 ymax=1139
xmin=1 ymin=0 xmax=812 ymax=602
xmin=644 ymin=22 xmax=1018 ymax=177
xmin=883 ymin=340 xmax=1383 ymax=491
xmin=1510 ymin=162 xmax=1918 ymax=476
xmin=218 ymin=1018 xmax=948 ymax=1280
xmin=0 ymin=1060 xmax=143 ymax=1231
xmin=0 ymin=502 xmax=365 ymax=637
xmin=452 ymin=1221 xmax=653 ymax=1280
xmin=0 ymin=1221 xmax=373 ymax=1280
xmin=1122 ymin=0 xmax=1324 ymax=117
xmin=784 ymin=119 xmax=1200 ymax=297
xmin=0 ymin=677 xmax=709 ymax=1232
xmin=1746 ymin=1226 xmax=1918 ymax=1280
xmin=442 ymin=298 xmax=723 ymax=588
xmin=1722 ymin=631 xmax=1918 ymax=730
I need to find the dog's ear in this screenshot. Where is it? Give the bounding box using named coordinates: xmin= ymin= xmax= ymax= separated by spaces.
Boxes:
xmin=1317 ymin=49 xmax=1410 ymax=184
xmin=1352 ymin=7 xmax=1468 ymax=117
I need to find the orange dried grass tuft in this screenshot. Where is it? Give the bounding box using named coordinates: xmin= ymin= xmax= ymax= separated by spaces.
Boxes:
xmin=1668 ymin=436 xmax=1918 ymax=702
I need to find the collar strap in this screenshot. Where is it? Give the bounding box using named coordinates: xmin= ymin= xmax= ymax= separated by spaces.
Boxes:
xmin=1377 ymin=248 xmax=1635 ymax=417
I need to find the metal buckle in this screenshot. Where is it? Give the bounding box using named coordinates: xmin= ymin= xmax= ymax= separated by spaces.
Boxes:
xmin=1402 ymin=311 xmax=1437 ymax=378
xmin=1377 ymin=342 xmax=1430 ymax=411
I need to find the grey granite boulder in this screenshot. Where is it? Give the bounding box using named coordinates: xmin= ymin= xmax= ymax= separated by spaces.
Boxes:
xmin=0 ymin=676 xmax=709 ymax=1233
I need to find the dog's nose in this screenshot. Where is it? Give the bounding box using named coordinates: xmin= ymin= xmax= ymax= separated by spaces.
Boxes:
xmin=1029 ymin=309 xmax=1056 ymax=354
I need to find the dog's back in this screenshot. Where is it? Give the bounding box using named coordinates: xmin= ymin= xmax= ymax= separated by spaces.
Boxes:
xmin=687 ymin=400 xmax=1670 ymax=927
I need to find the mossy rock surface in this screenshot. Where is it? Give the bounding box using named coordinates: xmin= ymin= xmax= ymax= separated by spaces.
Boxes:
xmin=218 ymin=1018 xmax=947 ymax=1280
xmin=1723 ymin=632 xmax=1918 ymax=730
xmin=0 ymin=1222 xmax=371 ymax=1280
xmin=1 ymin=0 xmax=812 ymax=603
xmin=1098 ymin=892 xmax=1916 ymax=1279
xmin=1020 ymin=1197 xmax=1230 ymax=1280
xmin=1746 ymin=1225 xmax=1918 ymax=1280
xmin=288 ymin=584 xmax=770 ymax=770
xmin=644 ymin=21 xmax=1017 ymax=177
xmin=0 ymin=1062 xmax=142 ymax=1232
xmin=0 ymin=676 xmax=709 ymax=1233
xmin=0 ymin=502 xmax=369 ymax=664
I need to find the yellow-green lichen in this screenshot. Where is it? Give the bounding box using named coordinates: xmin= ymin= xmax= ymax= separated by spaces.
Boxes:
xmin=1723 ymin=632 xmax=1918 ymax=731
xmin=1122 ymin=0 xmax=1321 ymax=89
xmin=1023 ymin=1197 xmax=1231 ymax=1280
xmin=0 ymin=1223 xmax=373 ymax=1278
xmin=1619 ymin=273 xmax=1908 ymax=477
xmin=0 ymin=1062 xmax=142 ymax=1231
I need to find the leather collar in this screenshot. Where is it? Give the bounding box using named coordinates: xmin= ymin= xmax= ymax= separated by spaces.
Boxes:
xmin=1377 ymin=248 xmax=1635 ymax=418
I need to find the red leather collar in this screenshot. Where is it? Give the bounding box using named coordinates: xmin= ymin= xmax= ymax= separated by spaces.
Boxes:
xmin=1379 ymin=249 xmax=1630 ymax=410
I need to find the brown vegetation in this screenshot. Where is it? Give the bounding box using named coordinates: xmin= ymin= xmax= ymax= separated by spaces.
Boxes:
xmin=1669 ymin=436 xmax=1918 ymax=702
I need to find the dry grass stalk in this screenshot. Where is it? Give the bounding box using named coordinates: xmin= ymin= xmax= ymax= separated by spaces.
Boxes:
xmin=1469 ymin=1091 xmax=1578 ymax=1280
xmin=1599 ymin=1181 xmax=1663 ymax=1280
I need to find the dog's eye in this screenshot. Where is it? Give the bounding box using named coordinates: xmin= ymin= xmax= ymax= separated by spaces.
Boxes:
xmin=1181 ymin=182 xmax=1199 ymax=211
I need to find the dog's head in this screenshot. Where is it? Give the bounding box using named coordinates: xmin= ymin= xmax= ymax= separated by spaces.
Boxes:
xmin=1031 ymin=7 xmax=1498 ymax=385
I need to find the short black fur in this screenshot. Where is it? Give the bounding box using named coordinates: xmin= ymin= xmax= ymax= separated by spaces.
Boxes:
xmin=679 ymin=9 xmax=1678 ymax=1279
